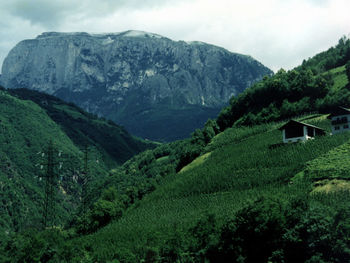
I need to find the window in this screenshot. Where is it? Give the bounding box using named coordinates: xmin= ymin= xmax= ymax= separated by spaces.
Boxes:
xmin=335 ymin=126 xmax=340 ymax=130
xmin=285 ymin=125 xmax=304 ymax=138
xmin=344 ymin=125 xmax=349 ymax=129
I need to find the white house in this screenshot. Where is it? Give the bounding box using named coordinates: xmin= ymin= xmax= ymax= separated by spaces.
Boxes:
xmin=278 ymin=120 xmax=326 ymax=143
xmin=327 ymin=106 xmax=350 ymax=135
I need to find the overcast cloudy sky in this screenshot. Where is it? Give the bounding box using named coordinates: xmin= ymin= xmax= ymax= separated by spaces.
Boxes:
xmin=0 ymin=0 xmax=349 ymax=72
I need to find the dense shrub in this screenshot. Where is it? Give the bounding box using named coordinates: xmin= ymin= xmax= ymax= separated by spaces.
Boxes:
xmin=76 ymin=187 xmax=124 ymax=234
xmin=188 ymin=197 xmax=350 ymax=263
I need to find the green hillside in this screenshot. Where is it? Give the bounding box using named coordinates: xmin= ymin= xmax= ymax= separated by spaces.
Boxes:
xmin=1 ymin=37 xmax=350 ymax=262
xmin=329 ymin=65 xmax=348 ymax=91
xmin=7 ymin=88 xmax=156 ymax=167
xmin=79 ymin=118 xmax=350 ymax=263
xmin=6 ymin=115 xmax=350 ymax=262
xmin=0 ymin=88 xmax=155 ymax=239
xmin=0 ymin=89 xmax=86 ymax=232
xmin=217 ymin=37 xmax=350 ymax=130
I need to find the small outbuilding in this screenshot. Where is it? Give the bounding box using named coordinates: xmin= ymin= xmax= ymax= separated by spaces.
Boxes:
xmin=327 ymin=106 xmax=350 ymax=135
xmin=279 ymin=120 xmax=326 ymax=143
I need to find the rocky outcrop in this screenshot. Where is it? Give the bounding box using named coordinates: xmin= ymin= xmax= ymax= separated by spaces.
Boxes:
xmin=1 ymin=31 xmax=272 ymax=141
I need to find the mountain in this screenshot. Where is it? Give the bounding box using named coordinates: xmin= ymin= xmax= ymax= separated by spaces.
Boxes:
xmin=1 ymin=37 xmax=350 ymax=263
xmin=0 ymin=87 xmax=154 ymax=235
xmin=0 ymin=31 xmax=272 ymax=141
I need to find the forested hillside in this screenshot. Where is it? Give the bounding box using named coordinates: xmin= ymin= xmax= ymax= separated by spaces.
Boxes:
xmin=7 ymin=88 xmax=155 ymax=167
xmin=4 ymin=114 xmax=350 ymax=262
xmin=217 ymin=36 xmax=350 ymax=130
xmin=1 ymin=37 xmax=350 ymax=262
xmin=0 ymin=87 xmax=155 ymax=240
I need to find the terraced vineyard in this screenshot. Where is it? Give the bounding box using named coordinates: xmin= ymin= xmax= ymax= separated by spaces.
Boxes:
xmin=58 ymin=115 xmax=350 ymax=262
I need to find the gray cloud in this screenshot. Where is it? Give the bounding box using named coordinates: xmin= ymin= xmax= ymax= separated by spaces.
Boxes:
xmin=0 ymin=0 xmax=349 ymax=72
xmin=3 ymin=0 xmax=185 ymax=28
xmin=4 ymin=0 xmax=73 ymax=27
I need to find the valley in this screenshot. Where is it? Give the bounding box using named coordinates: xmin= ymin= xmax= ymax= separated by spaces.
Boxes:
xmin=0 ymin=33 xmax=349 ymax=262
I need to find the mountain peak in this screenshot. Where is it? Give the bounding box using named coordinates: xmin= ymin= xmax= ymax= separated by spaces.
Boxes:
xmin=118 ymin=30 xmax=166 ymax=39
xmin=36 ymin=30 xmax=168 ymax=40
xmin=2 ymin=31 xmax=272 ymax=141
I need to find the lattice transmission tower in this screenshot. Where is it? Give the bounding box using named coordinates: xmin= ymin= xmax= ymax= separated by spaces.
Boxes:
xmin=37 ymin=140 xmax=63 ymax=228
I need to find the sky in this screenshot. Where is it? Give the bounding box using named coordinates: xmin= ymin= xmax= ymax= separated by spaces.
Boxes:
xmin=0 ymin=0 xmax=349 ymax=72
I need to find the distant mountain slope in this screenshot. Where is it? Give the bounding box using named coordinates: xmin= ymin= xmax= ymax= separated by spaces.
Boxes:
xmin=0 ymin=87 xmax=154 ymax=234
xmin=7 ymin=88 xmax=155 ymax=167
xmin=1 ymin=31 xmax=272 ymax=141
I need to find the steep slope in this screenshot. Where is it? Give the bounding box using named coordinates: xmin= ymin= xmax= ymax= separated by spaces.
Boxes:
xmin=1 ymin=31 xmax=272 ymax=141
xmin=0 ymin=87 xmax=154 ymax=236
xmin=7 ymin=88 xmax=155 ymax=167
xmin=9 ymin=115 xmax=350 ymax=262
xmin=217 ymin=36 xmax=350 ymax=130
xmin=0 ymin=89 xmax=90 ymax=233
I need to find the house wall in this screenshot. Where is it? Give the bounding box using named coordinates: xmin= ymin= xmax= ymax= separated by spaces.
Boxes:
xmin=283 ymin=126 xmax=312 ymax=143
xmin=331 ymin=114 xmax=350 ymax=134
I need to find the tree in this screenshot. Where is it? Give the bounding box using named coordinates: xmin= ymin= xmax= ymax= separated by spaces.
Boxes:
xmin=90 ymin=198 xmax=123 ymax=229
xmin=76 ymin=187 xmax=124 ymax=233
xmin=214 ymin=197 xmax=288 ymax=262
xmin=202 ymin=119 xmax=219 ymax=144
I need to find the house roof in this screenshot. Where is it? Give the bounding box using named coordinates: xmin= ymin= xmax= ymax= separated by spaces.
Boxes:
xmin=278 ymin=120 xmax=325 ymax=132
xmin=327 ymin=106 xmax=350 ymax=119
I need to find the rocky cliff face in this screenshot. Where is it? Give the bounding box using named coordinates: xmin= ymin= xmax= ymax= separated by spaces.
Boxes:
xmin=1 ymin=31 xmax=272 ymax=141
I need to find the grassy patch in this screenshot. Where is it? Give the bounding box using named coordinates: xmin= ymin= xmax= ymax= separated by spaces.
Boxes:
xmin=328 ymin=65 xmax=349 ymax=91
xmin=311 ymin=179 xmax=350 ymax=194
xmin=156 ymin=156 xmax=169 ymax=163
xmin=179 ymin=152 xmax=212 ymax=173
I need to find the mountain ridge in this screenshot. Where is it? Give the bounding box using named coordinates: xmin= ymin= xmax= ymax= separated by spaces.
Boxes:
xmin=1 ymin=30 xmax=272 ymax=141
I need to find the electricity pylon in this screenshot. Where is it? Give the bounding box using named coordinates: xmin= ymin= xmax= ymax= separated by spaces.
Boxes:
xmin=37 ymin=140 xmax=63 ymax=228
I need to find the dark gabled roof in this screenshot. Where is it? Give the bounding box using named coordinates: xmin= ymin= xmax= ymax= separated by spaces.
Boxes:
xmin=327 ymin=106 xmax=350 ymax=119
xmin=278 ymin=120 xmax=325 ymax=132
